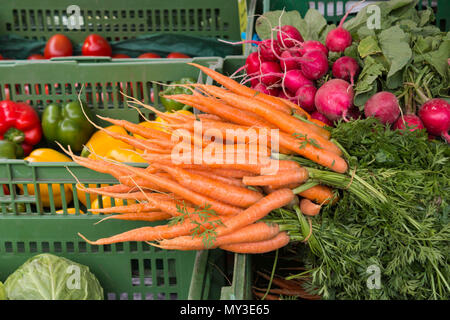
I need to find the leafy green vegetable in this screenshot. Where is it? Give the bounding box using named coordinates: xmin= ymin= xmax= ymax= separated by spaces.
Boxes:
xmin=254 ymin=8 xmax=330 ymax=42
xmin=4 ymin=254 xmax=104 ymax=300
xmin=0 ymin=281 xmax=6 ymax=300
xmin=270 ymin=119 xmax=450 ymax=300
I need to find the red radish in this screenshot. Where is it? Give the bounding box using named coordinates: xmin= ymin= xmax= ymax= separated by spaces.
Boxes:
xmin=259 ymin=39 xmax=282 ymax=62
xmin=245 ymin=51 xmax=263 ymax=75
xmin=282 ymin=69 xmax=314 ymax=93
xmin=276 ymin=25 xmax=304 ymax=48
xmin=418 ymin=98 xmax=450 ymax=143
xmin=297 ymin=40 xmax=329 ymax=57
xmin=298 ymin=50 xmax=329 ymax=80
xmin=280 ymin=50 xmax=301 ymax=71
xmin=253 ymin=82 xmax=280 ymax=97
xmin=292 ymin=84 xmax=317 ymax=113
xmin=332 ymin=56 xmax=360 ymax=86
xmin=311 ymin=111 xmax=334 ymax=127
xmin=315 ymin=79 xmax=354 ymax=121
xmin=325 ymin=1 xmax=363 ymax=53
xmin=257 ymin=61 xmax=282 ymax=86
xmin=394 ymin=114 xmax=425 ymax=132
xmin=364 ymin=91 xmax=401 ymax=125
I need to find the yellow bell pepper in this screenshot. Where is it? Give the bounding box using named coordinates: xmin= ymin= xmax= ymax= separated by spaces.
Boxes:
xmin=84 ymin=124 xmax=146 ymax=162
xmin=18 ymin=148 xmax=73 ymax=208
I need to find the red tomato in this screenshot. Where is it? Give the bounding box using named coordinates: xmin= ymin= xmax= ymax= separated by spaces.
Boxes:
xmin=0 ymin=54 xmax=4 ymax=60
xmin=44 ymin=34 xmax=73 ymax=59
xmin=167 ymin=52 xmax=191 ymax=59
xmin=112 ymin=53 xmax=131 ymax=59
xmin=138 ymin=52 xmax=161 ymax=59
xmin=27 ymin=54 xmax=46 ymax=60
xmin=82 ymin=34 xmax=112 ymax=57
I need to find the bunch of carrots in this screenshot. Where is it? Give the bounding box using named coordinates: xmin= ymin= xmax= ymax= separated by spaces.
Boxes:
xmin=60 ymin=62 xmax=347 ymax=254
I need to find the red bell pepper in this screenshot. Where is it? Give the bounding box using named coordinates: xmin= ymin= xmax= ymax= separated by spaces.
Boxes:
xmin=0 ymin=100 xmax=42 ymax=156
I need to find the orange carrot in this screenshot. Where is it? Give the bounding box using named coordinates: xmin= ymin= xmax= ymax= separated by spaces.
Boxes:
xmin=89 ymin=201 xmax=160 ymax=214
xmin=78 ymin=215 xmax=220 ymax=245
xmin=219 ymin=231 xmax=290 ymax=254
xmin=96 ymin=115 xmax=173 ymax=141
xmin=212 ymin=188 xmax=294 ymax=237
xmin=187 ymin=63 xmax=292 ymax=115
xmin=96 ymin=211 xmax=172 ymax=223
xmin=112 ymin=165 xmax=243 ymax=216
xmin=300 ymin=198 xmax=321 ymax=216
xmin=154 ymin=222 xmax=280 ymax=250
xmin=197 ymin=86 xmax=337 ymax=147
xmin=153 ymin=163 xmax=263 ymax=208
xmin=166 ymin=94 xmax=277 ymax=129
xmin=298 ymin=184 xmax=337 ymax=205
xmin=186 ymin=168 xmax=246 ymax=188
xmin=242 ymin=167 xmax=309 ymax=187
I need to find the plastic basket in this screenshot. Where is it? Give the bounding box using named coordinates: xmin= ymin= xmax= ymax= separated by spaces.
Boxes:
xmin=0 ymin=0 xmax=259 ymax=57
xmin=0 ymin=57 xmax=251 ymax=300
xmin=0 ymin=0 xmax=244 ymax=42
xmin=262 ymin=0 xmax=449 ymax=31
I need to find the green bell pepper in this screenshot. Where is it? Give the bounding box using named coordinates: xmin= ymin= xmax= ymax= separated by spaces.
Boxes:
xmin=41 ymin=101 xmax=95 ymax=152
xmin=159 ymin=77 xmax=196 ymax=112
xmin=0 ymin=140 xmax=23 ymax=159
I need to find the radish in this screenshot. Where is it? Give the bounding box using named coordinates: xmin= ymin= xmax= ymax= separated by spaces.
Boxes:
xmin=292 ymin=84 xmax=317 ymax=113
xmin=297 ymin=40 xmax=329 ymax=57
xmin=253 ymin=82 xmax=280 ymax=97
xmin=256 ymin=61 xmax=282 ymax=86
xmin=276 ymin=25 xmax=304 ymax=49
xmin=259 ymin=39 xmax=282 ymax=62
xmin=325 ymin=1 xmax=363 ymax=53
xmin=298 ymin=50 xmax=329 ymax=80
xmin=282 ymin=69 xmax=314 ymax=93
xmin=315 ymin=79 xmax=354 ymax=121
xmin=332 ymin=56 xmax=360 ymax=86
xmin=364 ymin=91 xmax=401 ymax=125
xmin=279 ymin=50 xmax=302 ymax=71
xmin=394 ymin=114 xmax=425 ymax=133
xmin=311 ymin=111 xmax=334 ymax=127
xmin=245 ymin=51 xmax=263 ymax=75
xmin=418 ymin=98 xmax=450 ymax=143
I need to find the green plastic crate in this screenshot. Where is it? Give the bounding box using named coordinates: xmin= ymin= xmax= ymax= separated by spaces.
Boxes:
xmin=0 ymin=57 xmax=251 ymax=300
xmin=0 ymin=0 xmax=257 ymax=57
xmin=0 ymin=0 xmax=243 ymax=42
xmin=263 ymin=0 xmax=449 ymax=31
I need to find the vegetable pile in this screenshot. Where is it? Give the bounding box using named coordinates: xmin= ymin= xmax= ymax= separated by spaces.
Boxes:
xmin=234 ymin=0 xmax=449 ymax=143
xmin=57 ymin=63 xmax=347 ymax=254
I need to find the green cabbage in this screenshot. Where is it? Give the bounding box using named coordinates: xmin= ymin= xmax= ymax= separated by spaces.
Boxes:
xmin=4 ymin=254 xmax=104 ymax=300
xmin=0 ymin=281 xmax=6 ymax=300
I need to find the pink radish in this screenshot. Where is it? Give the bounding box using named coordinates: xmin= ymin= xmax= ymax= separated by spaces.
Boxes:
xmin=297 ymin=40 xmax=329 ymax=57
xmin=280 ymin=50 xmax=302 ymax=71
xmin=311 ymin=111 xmax=334 ymax=127
xmin=364 ymin=91 xmax=401 ymax=125
xmin=282 ymin=69 xmax=314 ymax=93
xmin=259 ymin=61 xmax=283 ymax=86
xmin=276 ymin=25 xmax=304 ymax=48
xmin=315 ymin=79 xmax=354 ymax=121
xmin=332 ymin=56 xmax=360 ymax=86
xmin=298 ymin=50 xmax=329 ymax=80
xmin=245 ymin=51 xmax=263 ymax=75
xmin=418 ymin=98 xmax=450 ymax=143
xmin=259 ymin=39 xmax=282 ymax=62
xmin=292 ymin=84 xmax=317 ymax=113
xmin=394 ymin=114 xmax=425 ymax=133
xmin=325 ymin=1 xmax=363 ymax=53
